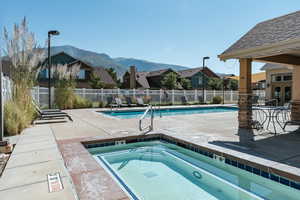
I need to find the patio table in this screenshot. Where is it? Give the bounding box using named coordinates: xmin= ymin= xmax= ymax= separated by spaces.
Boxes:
xmin=253 ymin=106 xmax=285 ymax=134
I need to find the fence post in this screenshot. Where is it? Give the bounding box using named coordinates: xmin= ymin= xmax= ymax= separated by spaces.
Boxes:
xmin=213 ymin=90 xmax=216 ymax=97
xmin=194 ymin=89 xmax=197 ymax=102
xmin=117 ymin=88 xmax=120 ymax=97
xmin=172 ymin=89 xmax=175 ymax=105
xmin=230 ymin=90 xmax=233 ymax=103
xmin=133 ymin=88 xmax=136 ymax=99
xmin=146 ymin=89 xmax=149 ymax=97
xmin=101 ymin=88 xmax=104 ymax=102
xmin=204 ymin=89 xmax=207 ymax=103
xmin=159 ymin=89 xmax=162 ymax=105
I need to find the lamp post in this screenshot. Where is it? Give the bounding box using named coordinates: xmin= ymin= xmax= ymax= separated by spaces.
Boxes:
xmin=202 ymin=56 xmax=209 ymax=104
xmin=48 ymin=30 xmax=60 ymax=109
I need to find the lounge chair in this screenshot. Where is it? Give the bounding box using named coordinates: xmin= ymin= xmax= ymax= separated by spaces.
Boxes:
xmin=115 ymin=98 xmax=128 ymax=107
xmin=125 ymin=97 xmax=137 ymax=107
xmin=32 ymin=100 xmax=73 ymax=122
xmin=136 ymin=97 xmax=148 ymax=107
xmin=107 ymin=97 xmax=119 ymax=109
xmin=181 ymin=96 xmax=189 ymax=105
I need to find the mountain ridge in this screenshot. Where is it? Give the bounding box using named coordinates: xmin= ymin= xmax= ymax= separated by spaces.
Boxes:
xmin=50 ymin=45 xmax=189 ymax=77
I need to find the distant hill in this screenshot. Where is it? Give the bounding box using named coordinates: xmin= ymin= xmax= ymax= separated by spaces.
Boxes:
xmin=49 ymin=45 xmax=126 ymax=77
xmin=50 ymin=45 xmax=190 ymax=77
xmin=114 ymin=57 xmax=189 ymax=72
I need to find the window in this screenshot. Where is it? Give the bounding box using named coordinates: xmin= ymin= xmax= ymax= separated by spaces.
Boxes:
xmin=283 ymin=75 xmax=292 ymax=81
xmin=275 ymin=76 xmax=282 ymax=82
xmin=78 ymin=69 xmax=85 ymax=80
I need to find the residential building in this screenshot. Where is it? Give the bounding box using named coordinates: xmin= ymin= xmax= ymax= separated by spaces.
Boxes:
xmin=38 ymin=52 xmax=116 ymax=88
xmin=226 ymin=72 xmax=266 ymax=90
xmin=261 ymin=63 xmax=292 ymax=104
xmin=177 ymin=68 xmax=208 ymax=89
xmin=123 ymin=66 xmax=219 ymax=89
xmin=122 ymin=67 xmax=175 ymax=89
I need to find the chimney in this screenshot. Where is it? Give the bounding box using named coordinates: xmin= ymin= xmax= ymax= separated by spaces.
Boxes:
xmin=129 ymin=65 xmax=136 ymax=89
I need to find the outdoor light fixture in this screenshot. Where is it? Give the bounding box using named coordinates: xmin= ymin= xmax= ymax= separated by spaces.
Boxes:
xmin=202 ymin=56 xmax=210 ymax=103
xmin=47 ymin=30 xmax=60 ymax=109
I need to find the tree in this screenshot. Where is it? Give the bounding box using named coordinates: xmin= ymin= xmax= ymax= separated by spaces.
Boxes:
xmin=227 ymin=79 xmax=238 ymax=90
xmin=89 ymin=72 xmax=104 ymax=89
xmin=180 ymin=78 xmax=192 ymax=90
xmin=106 ymin=67 xmax=121 ymax=87
xmin=207 ymin=78 xmax=222 ymax=90
xmin=161 ymin=72 xmax=180 ymax=89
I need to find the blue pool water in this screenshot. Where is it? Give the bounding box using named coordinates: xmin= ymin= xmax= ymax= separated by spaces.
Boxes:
xmin=90 ymin=141 xmax=300 ymax=200
xmin=100 ymin=106 xmax=238 ymax=119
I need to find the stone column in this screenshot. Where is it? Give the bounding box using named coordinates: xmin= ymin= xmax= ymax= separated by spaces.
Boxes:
xmin=291 ymin=66 xmax=300 ymax=121
xmin=238 ymin=58 xmax=253 ymax=144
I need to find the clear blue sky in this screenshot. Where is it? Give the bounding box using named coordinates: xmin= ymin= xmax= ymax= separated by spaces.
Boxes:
xmin=1 ymin=0 xmax=300 ymax=75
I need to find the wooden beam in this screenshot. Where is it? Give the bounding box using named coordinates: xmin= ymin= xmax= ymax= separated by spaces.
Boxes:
xmin=255 ymin=54 xmax=300 ymax=66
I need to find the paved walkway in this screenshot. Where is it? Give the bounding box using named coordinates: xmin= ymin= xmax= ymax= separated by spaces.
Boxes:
xmin=1 ymin=105 xmax=300 ymax=199
xmin=0 ymin=124 xmax=77 ymax=200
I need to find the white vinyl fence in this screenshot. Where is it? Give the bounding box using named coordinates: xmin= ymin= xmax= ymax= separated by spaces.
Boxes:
xmin=1 ymin=74 xmax=12 ymax=103
xmin=32 ymin=86 xmax=265 ymax=107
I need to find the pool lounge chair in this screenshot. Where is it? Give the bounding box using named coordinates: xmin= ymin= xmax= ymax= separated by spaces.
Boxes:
xmin=136 ymin=97 xmax=148 ymax=107
xmin=32 ymin=100 xmax=73 ymax=122
xmin=107 ymin=97 xmax=119 ymax=109
xmin=181 ymin=96 xmax=190 ymax=105
xmin=125 ymin=97 xmax=137 ymax=107
xmin=115 ymin=98 xmax=128 ymax=107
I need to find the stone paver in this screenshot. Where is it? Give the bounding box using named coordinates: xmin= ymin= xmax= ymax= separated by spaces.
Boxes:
xmin=0 ymin=124 xmax=77 ymax=200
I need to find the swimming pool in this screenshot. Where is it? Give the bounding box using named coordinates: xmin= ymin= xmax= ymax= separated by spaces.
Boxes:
xmin=100 ymin=106 xmax=238 ymax=119
xmin=89 ymin=140 xmax=300 ymax=200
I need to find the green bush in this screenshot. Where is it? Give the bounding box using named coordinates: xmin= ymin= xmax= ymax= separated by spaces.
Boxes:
xmin=4 ymin=101 xmax=35 ymax=136
xmin=212 ymin=96 xmax=223 ymax=104
xmin=73 ymin=95 xmax=93 ymax=109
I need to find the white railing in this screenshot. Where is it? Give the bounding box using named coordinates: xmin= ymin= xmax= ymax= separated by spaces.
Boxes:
xmin=139 ymin=105 xmax=154 ymax=132
xmin=31 ymin=86 xmax=266 ymax=107
xmin=1 ymin=74 xmax=12 ymax=103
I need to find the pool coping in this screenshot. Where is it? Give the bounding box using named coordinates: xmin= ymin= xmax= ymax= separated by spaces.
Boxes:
xmin=57 ymin=133 xmax=300 ymax=200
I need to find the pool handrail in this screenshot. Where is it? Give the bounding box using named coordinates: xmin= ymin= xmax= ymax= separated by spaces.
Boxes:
xmin=139 ymin=105 xmax=154 ymax=132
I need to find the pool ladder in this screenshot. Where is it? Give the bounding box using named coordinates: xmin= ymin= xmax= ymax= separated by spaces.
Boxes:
xmin=139 ymin=105 xmax=154 ymax=132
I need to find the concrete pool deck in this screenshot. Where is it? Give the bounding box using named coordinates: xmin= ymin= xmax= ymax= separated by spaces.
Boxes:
xmin=1 ymin=104 xmax=300 ymax=199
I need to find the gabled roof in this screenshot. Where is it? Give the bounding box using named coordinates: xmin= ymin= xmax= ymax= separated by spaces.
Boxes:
xmin=220 ymin=10 xmax=300 ymax=59
xmin=177 ymin=68 xmax=202 ymax=78
xmin=136 ymin=72 xmax=150 ymax=88
xmin=93 ymin=67 xmax=116 ymax=85
xmin=146 ymin=68 xmax=175 ymax=77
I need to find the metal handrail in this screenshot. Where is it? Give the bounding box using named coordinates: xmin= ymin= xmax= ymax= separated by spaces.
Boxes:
xmin=139 ymin=105 xmax=154 ymax=132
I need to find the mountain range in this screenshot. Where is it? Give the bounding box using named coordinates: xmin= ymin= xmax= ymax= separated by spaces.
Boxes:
xmin=49 ymin=45 xmax=189 ymax=77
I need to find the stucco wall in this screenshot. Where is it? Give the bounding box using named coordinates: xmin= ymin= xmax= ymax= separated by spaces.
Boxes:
xmin=265 ymin=67 xmax=292 ymax=99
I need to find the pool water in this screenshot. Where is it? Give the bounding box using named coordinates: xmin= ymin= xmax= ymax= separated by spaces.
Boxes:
xmin=90 ymin=141 xmax=300 ymax=200
xmin=100 ymin=106 xmax=237 ymax=119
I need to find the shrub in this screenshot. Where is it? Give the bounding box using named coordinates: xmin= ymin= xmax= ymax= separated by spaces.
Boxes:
xmin=4 ymin=101 xmax=35 ymax=136
xmin=98 ymin=101 xmax=105 ymax=108
xmin=55 ymin=81 xmax=76 ymax=109
xmin=73 ymin=95 xmax=93 ymax=109
xmin=212 ymin=96 xmax=223 ymax=104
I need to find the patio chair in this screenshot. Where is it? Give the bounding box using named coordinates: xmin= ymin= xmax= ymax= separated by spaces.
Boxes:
xmin=136 ymin=97 xmax=148 ymax=107
xmin=251 ymin=96 xmax=259 ymax=106
xmin=125 ymin=97 xmax=137 ymax=107
xmin=107 ymin=97 xmax=118 ymax=108
xmin=32 ymin=99 xmax=61 ymax=113
xmin=115 ymin=98 xmax=128 ymax=107
xmin=181 ymin=96 xmax=189 ymax=105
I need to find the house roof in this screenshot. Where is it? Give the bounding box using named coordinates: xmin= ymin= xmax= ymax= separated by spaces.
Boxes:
xmin=228 ymin=72 xmax=266 ymax=83
xmin=93 ymin=67 xmax=116 ymax=85
xmin=177 ymin=68 xmax=202 ymax=78
xmin=220 ymin=10 xmax=300 ymax=59
xmin=146 ymin=68 xmax=174 ymax=77
xmin=260 ymin=63 xmax=289 ymax=71
xmin=136 ymin=72 xmax=150 ymax=88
